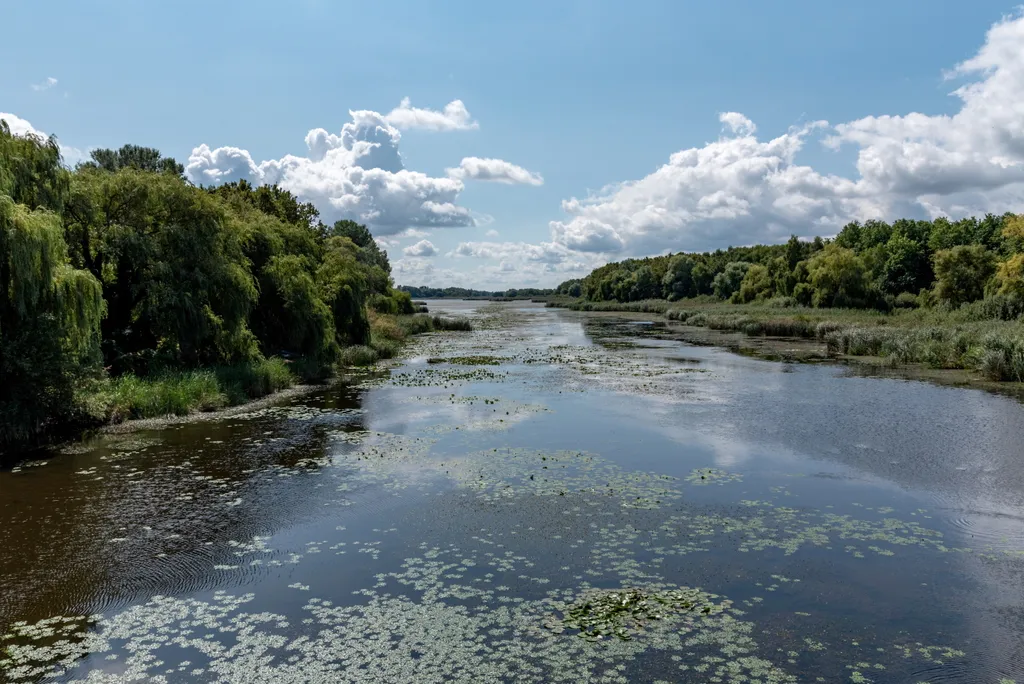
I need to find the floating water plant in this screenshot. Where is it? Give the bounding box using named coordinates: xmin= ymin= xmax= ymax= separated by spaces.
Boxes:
xmin=552 ymin=586 xmax=726 ymax=641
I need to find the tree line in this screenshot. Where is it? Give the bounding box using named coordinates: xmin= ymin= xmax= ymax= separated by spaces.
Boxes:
xmin=556 ymin=215 xmax=1024 ymax=314
xmin=399 ymin=286 xmax=555 ymax=299
xmin=1 ymin=121 xmax=415 ymax=449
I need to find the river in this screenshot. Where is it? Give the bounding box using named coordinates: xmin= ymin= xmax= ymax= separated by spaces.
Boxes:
xmin=1 ymin=300 xmax=1023 ymax=683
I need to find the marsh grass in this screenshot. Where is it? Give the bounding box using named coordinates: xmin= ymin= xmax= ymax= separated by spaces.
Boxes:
xmin=551 ymin=297 xmax=1024 ymax=382
xmin=431 ymin=316 xmax=473 ymax=331
xmin=101 ymin=357 xmax=294 ymax=421
xmin=338 ymin=345 xmax=381 ymax=367
xmin=339 ymin=313 xmax=475 ymax=367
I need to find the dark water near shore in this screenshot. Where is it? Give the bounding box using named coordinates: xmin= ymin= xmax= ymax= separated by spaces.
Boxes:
xmin=2 ymin=301 xmax=1023 ymax=683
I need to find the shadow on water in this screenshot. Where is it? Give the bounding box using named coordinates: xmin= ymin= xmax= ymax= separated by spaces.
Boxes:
xmin=0 ymin=383 xmax=369 ymax=631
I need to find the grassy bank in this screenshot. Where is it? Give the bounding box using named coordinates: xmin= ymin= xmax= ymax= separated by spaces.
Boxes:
xmin=64 ymin=312 xmax=475 ymax=432
xmin=90 ymin=357 xmax=295 ymax=422
xmin=338 ymin=312 xmax=474 ymax=367
xmin=547 ymin=296 xmax=1024 ymax=382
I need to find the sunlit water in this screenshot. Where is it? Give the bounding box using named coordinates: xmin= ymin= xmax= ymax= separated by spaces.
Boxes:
xmin=2 ymin=301 xmax=1023 ymax=683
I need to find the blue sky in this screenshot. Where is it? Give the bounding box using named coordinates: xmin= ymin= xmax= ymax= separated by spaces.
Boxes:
xmin=3 ymin=1 xmax=1024 ymax=289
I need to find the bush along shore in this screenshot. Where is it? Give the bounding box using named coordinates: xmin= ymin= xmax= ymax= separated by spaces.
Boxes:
xmin=0 ymin=122 xmax=471 ymax=454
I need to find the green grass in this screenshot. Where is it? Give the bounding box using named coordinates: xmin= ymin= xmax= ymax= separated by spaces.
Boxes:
xmin=337 ymin=313 xmax=475 ymax=368
xmin=102 ymin=357 xmax=295 ymax=421
xmin=337 ymin=345 xmax=381 ymax=367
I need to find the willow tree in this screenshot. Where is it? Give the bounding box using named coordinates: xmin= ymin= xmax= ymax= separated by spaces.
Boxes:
xmin=64 ymin=166 xmax=258 ymax=372
xmin=0 ymin=121 xmax=104 ymax=447
xmin=318 ymin=236 xmax=370 ymax=346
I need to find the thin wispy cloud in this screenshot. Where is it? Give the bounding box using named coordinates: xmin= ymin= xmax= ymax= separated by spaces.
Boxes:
xmin=30 ymin=77 xmax=58 ymax=92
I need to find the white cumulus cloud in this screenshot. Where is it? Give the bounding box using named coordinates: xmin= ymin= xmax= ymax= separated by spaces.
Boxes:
xmin=403 ymin=239 xmax=438 ymax=257
xmin=0 ymin=112 xmax=43 ymax=137
xmin=446 ymin=157 xmax=543 ymax=185
xmin=384 ymin=97 xmax=478 ymax=131
xmin=549 ymin=12 xmax=1024 ymax=257
xmin=1 ymin=112 xmax=87 ymax=166
xmin=185 ymin=101 xmax=476 ymax=235
xmin=30 ymin=77 xmax=58 ymax=92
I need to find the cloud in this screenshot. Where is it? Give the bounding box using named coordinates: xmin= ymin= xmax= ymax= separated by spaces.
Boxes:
xmin=1 ymin=112 xmax=88 ymax=167
xmin=549 ymin=12 xmax=1024 ymax=256
xmin=398 ymin=228 xmax=430 ymax=239
xmin=384 ymin=97 xmax=478 ymax=131
xmin=0 ymin=112 xmax=43 ymax=137
xmin=30 ymin=77 xmax=58 ymax=92
xmin=186 ymin=101 xmax=475 ymax=235
xmin=403 ymin=239 xmax=438 ymax=257
xmin=446 ymin=157 xmax=543 ymax=185
xmin=485 ymin=229 xmax=499 ymax=237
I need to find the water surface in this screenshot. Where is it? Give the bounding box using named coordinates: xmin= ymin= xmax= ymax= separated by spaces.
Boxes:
xmin=2 ymin=301 xmax=1023 ymax=683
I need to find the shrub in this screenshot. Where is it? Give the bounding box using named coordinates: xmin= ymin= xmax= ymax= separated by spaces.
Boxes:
xmin=432 ymin=316 xmax=473 ymax=331
xmin=893 ymin=292 xmax=920 ymax=309
xmin=765 ymin=296 xmax=799 ymax=308
xmin=337 ymin=345 xmax=379 ymax=367
xmin=398 ymin=315 xmax=435 ymax=336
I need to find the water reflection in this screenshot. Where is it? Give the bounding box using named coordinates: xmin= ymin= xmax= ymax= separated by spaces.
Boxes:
xmin=1 ymin=301 xmax=1022 ymax=683
xmin=0 ymin=384 xmax=367 ymax=630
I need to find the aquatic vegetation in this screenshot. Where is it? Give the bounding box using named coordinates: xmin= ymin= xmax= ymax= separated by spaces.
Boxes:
xmin=550 ymin=586 xmax=727 ymax=641
xmin=426 ymin=355 xmax=505 ymax=365
xmin=3 ymin=301 xmax=1023 ymax=683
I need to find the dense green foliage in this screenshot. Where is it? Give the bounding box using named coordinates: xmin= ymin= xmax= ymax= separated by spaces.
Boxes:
xmin=1 ymin=121 xmax=105 ymax=447
xmin=558 ymin=216 xmax=1024 ymax=315
xmin=0 ymin=122 xmax=435 ymax=450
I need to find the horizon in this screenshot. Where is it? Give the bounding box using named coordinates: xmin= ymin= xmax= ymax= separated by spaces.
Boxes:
xmin=4 ymin=1 xmax=1024 ymax=290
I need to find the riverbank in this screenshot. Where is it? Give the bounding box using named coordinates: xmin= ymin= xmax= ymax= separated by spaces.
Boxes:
xmin=545 ymin=296 xmax=1024 ymax=388
xmin=3 ymin=312 xmax=472 ymax=459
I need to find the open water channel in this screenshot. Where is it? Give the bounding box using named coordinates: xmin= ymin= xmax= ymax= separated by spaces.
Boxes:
xmin=2 ymin=300 xmax=1023 ymax=683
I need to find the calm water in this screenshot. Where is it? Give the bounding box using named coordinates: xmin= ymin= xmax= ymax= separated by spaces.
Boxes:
xmin=2 ymin=301 xmax=1023 ymax=683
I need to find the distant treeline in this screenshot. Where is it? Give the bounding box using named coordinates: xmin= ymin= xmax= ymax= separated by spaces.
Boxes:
xmin=555 ymin=216 xmax=1024 ymax=313
xmin=399 ymin=285 xmax=555 ymax=299
xmin=1 ymin=122 xmax=421 ymax=449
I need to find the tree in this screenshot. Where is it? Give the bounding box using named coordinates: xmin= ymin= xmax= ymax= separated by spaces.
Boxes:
xmin=318 ymin=236 xmax=370 ymax=346
xmin=662 ymin=254 xmax=695 ymax=300
xmin=64 ymin=167 xmax=258 ymax=372
xmin=82 ymin=144 xmax=185 ymax=177
xmin=784 ymin=235 xmax=805 ymax=270
xmin=209 ymin=180 xmax=322 ymax=234
xmin=932 ymin=245 xmax=995 ymax=308
xmin=877 ymin=232 xmax=931 ymax=295
xmin=806 ymin=245 xmax=871 ymax=308
xmin=712 ymin=262 xmax=751 ymax=299
xmin=735 ymin=264 xmax=773 ymax=303
xmin=630 ymin=265 xmax=657 ymax=300
xmin=992 ymin=254 xmax=1024 ymax=298
xmin=1003 ymin=214 xmax=1024 ymax=253
xmin=0 ymin=121 xmax=104 ymax=447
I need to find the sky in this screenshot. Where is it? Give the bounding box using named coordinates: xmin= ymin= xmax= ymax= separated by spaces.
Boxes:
xmin=3 ymin=0 xmax=1024 ymax=290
